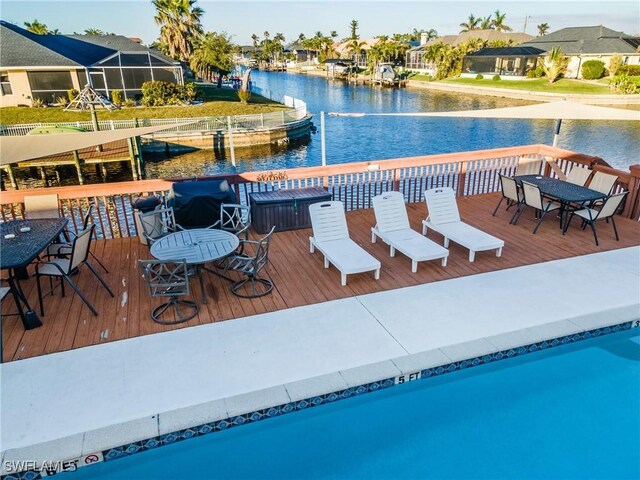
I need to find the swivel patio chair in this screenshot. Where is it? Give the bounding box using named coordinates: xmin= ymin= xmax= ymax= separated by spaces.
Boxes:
xmin=565 ymin=166 xmax=592 ymax=186
xmin=225 ymin=226 xmax=276 ymax=298
xmin=371 ymin=191 xmax=448 ymax=272
xmin=563 ymin=191 xmax=627 ymax=246
xmin=45 ymin=205 xmax=108 ymax=272
xmin=139 ymin=259 xmax=198 ymax=325
xmin=212 ymin=203 xmax=251 ymax=240
xmin=24 ymin=194 xmax=60 ymax=219
xmin=34 ymin=225 xmax=114 ymax=317
xmin=492 ymin=174 xmax=523 ymax=223
xmin=309 ymin=201 xmax=381 ymax=285
xmin=138 ymin=207 xmax=180 ymax=247
xmin=422 ymin=187 xmax=504 ymax=262
xmin=515 ymin=181 xmax=561 ymax=233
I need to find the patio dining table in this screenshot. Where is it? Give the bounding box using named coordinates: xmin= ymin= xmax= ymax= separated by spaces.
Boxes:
xmin=514 ymin=175 xmax=607 ymax=230
xmin=150 ymin=228 xmax=239 ymax=304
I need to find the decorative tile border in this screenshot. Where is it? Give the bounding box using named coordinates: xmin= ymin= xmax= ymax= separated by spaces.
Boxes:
xmin=2 ymin=320 xmax=637 ymax=480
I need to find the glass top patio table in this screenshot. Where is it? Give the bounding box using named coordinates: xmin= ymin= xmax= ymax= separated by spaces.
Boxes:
xmin=514 ymin=175 xmax=607 ymax=204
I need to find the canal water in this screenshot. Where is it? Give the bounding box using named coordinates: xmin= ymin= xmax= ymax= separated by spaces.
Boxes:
xmin=8 ymin=71 xmax=640 ymax=188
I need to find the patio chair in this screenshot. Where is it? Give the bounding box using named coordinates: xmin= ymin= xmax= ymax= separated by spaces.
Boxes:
xmin=565 ymin=166 xmax=592 ymax=186
xmin=24 ymin=194 xmax=60 ymax=219
xmin=139 ymin=259 xmax=198 ymax=324
xmin=563 ymin=191 xmax=627 ymax=246
xmin=212 ymin=203 xmax=251 ymax=239
xmin=45 ymin=205 xmax=108 ymax=272
xmin=514 ymin=157 xmax=543 ymax=176
xmin=138 ymin=207 xmax=180 ymax=246
xmin=225 ymin=226 xmax=276 ymax=298
xmin=309 ymin=201 xmax=381 ymax=286
xmin=515 ymin=181 xmax=562 ymax=234
xmin=371 ymin=191 xmax=448 ymax=272
xmin=34 ymin=225 xmax=114 ymax=317
xmin=422 ymin=187 xmax=504 ymax=262
xmin=492 ymin=174 xmax=523 ymax=223
xmin=588 ymin=171 xmax=618 ymax=196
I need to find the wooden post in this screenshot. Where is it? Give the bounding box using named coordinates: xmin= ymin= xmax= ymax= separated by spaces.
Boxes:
xmin=227 ymin=116 xmax=236 ymax=167
xmin=72 ymin=150 xmax=84 ymax=185
xmin=6 ymin=164 xmax=18 ymax=190
xmin=134 ymin=136 xmax=145 ymax=178
xmin=456 ymin=161 xmax=467 ymax=197
xmin=127 ymin=137 xmax=139 ymax=180
xmin=39 ymin=167 xmax=46 ymax=183
xmin=623 ymin=164 xmax=640 ymax=219
xmin=89 ymin=103 xmax=103 ymax=152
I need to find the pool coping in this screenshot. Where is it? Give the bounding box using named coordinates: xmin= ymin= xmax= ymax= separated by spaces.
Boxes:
xmin=2 ymin=316 xmax=638 ymax=479
xmin=1 ymin=247 xmax=639 ymax=478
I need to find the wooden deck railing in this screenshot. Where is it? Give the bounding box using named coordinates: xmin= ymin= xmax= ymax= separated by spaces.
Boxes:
xmin=1 ymin=144 xmax=638 ymax=239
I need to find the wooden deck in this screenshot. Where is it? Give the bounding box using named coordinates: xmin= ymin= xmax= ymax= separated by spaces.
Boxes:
xmin=3 ymin=192 xmax=639 ymax=362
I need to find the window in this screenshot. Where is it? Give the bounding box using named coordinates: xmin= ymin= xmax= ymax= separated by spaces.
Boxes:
xmin=1 ymin=72 xmax=12 ymax=95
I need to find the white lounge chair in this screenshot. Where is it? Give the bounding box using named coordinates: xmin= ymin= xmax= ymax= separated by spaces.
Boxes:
xmin=371 ymin=191 xmax=448 ymax=272
xmin=309 ymin=201 xmax=381 ymax=286
xmin=422 ymin=187 xmax=504 ymax=262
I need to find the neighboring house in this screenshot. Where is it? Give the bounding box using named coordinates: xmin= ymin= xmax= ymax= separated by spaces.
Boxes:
xmin=234 ymin=46 xmax=261 ymax=66
xmin=334 ymin=39 xmax=380 ymax=67
xmin=461 ymin=26 xmax=640 ymax=80
xmin=406 ymin=30 xmax=532 ymax=75
xmin=284 ymin=44 xmax=318 ymax=64
xmin=0 ymin=20 xmax=183 ymax=107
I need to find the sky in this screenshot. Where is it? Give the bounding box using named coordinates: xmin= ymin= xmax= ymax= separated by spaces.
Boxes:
xmin=1 ymin=0 xmax=638 ymax=45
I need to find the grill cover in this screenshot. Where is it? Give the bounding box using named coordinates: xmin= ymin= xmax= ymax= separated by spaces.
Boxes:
xmin=167 ymin=179 xmax=238 ymax=228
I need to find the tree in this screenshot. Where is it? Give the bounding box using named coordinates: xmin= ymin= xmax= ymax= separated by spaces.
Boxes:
xmin=542 ymin=47 xmax=570 ymax=84
xmin=537 ymin=23 xmax=550 ymax=36
xmin=190 ymin=31 xmax=235 ymax=87
xmin=349 ymin=20 xmax=359 ymax=39
xmin=24 ymin=19 xmax=49 ymax=34
xmin=459 ymin=14 xmax=480 ymax=33
xmin=491 ymin=10 xmax=512 ymax=32
xmin=480 ymin=16 xmax=492 ymax=30
xmin=251 ymin=33 xmax=259 ymax=47
xmin=153 ymin=0 xmax=204 ymax=62
xmin=296 ymin=33 xmax=306 ymax=44
xmin=84 ymin=28 xmax=107 ymax=35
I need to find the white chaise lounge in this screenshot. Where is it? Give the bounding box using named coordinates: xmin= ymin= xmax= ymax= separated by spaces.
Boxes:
xmin=371 ymin=191 xmax=448 ymax=272
xmin=309 ymin=201 xmax=381 ymax=286
xmin=422 ymin=187 xmax=504 ymax=262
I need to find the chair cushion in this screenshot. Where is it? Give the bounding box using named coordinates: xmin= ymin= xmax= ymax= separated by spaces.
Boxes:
xmin=37 ymin=258 xmax=70 ymax=276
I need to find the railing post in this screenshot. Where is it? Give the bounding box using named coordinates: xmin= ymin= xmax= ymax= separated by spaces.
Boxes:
xmin=623 ymin=164 xmax=640 ymax=219
xmin=392 ymin=168 xmax=400 ymax=192
xmin=456 ymin=161 xmax=467 ymax=197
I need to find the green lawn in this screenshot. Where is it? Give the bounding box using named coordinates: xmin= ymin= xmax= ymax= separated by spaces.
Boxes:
xmin=0 ymin=86 xmax=286 ymax=125
xmin=438 ymin=78 xmax=614 ymax=95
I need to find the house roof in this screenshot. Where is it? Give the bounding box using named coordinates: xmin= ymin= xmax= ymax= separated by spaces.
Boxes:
xmin=521 ymin=26 xmax=640 ymax=54
xmin=409 ymin=30 xmax=532 ymax=52
xmin=334 ymin=38 xmax=380 ymax=54
xmin=0 ymin=21 xmax=178 ymax=69
xmin=467 ymin=46 xmax=546 ymax=57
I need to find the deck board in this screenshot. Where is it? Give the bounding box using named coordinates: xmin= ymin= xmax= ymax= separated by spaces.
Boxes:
xmin=3 ymin=192 xmax=639 ymax=362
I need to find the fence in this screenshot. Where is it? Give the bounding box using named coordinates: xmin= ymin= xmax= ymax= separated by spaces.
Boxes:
xmin=1 ymin=144 xmax=638 ymax=239
xmin=0 ymin=101 xmax=307 ymax=137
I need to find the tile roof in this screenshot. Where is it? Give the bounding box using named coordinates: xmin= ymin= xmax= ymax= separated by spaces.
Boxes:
xmin=521 ymin=26 xmax=640 ymax=54
xmin=408 ymin=30 xmax=532 ymax=52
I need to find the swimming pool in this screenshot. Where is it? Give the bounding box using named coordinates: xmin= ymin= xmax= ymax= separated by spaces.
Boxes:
xmin=69 ymin=328 xmax=639 ymax=479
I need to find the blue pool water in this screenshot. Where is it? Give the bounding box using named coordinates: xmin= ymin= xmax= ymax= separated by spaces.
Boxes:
xmin=72 ymin=328 xmax=640 ymax=479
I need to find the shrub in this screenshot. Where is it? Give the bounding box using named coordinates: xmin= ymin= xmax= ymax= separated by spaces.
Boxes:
xmin=31 ymin=97 xmax=46 ymax=108
xmin=609 ymin=74 xmax=639 ymax=94
xmin=581 ymin=60 xmax=605 ymax=80
xmin=492 ymin=75 xmax=501 ymax=81
xmin=608 ymin=54 xmax=622 ymax=78
xmin=67 ymin=88 xmax=79 ymax=101
xmin=475 ymin=73 xmax=484 ymax=80
xmin=54 ymin=95 xmax=68 ymax=106
xmin=123 ymin=98 xmax=137 ymax=108
xmin=237 ymin=89 xmax=252 ymax=104
xmin=141 ymin=81 xmax=192 ymax=107
xmin=111 ymin=89 xmax=123 ymax=106
xmin=527 ymin=65 xmax=545 ymax=78
xmin=617 ymin=65 xmax=640 ymax=76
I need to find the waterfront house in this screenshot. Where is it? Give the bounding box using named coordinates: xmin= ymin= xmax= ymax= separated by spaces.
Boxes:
xmin=461 ymin=26 xmax=640 ymax=80
xmin=284 ymin=44 xmax=319 ymax=66
xmin=0 ymin=21 xmax=183 ymax=107
xmin=405 ymin=30 xmax=532 ymax=75
xmin=334 ymin=38 xmax=380 ymax=67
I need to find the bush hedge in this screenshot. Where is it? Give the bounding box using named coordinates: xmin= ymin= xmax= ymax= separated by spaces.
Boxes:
xmin=617 ymin=65 xmax=640 ymax=76
xmin=111 ymin=89 xmax=123 ymax=106
xmin=140 ymin=81 xmax=199 ymax=107
xmin=581 ymin=60 xmax=605 ymax=80
xmin=492 ymin=75 xmax=501 ymax=81
xmin=475 ymin=73 xmax=484 ymax=80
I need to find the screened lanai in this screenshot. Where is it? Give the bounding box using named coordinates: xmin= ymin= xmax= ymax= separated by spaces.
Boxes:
xmin=462 ymin=46 xmax=545 ymax=78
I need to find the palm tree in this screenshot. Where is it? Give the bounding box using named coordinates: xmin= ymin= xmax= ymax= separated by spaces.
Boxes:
xmin=24 ymin=19 xmax=49 ymax=34
xmin=84 ymin=28 xmax=105 ymax=35
xmin=296 ymin=33 xmax=306 ymax=44
xmin=537 ymin=23 xmax=550 ymax=36
xmin=480 ymin=16 xmax=492 ymax=30
xmin=459 ymin=14 xmax=480 ymax=33
xmin=542 ymin=47 xmax=570 ymax=84
xmin=190 ymin=31 xmax=234 ymax=87
xmin=251 ymin=33 xmax=259 ymax=48
xmin=491 ymin=10 xmax=512 ymax=32
xmin=153 ymin=0 xmax=204 ymax=62
xmin=349 ymin=20 xmax=359 ymax=39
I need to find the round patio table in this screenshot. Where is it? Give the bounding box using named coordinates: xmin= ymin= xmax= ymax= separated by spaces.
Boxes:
xmin=150 ymin=229 xmax=239 ymax=303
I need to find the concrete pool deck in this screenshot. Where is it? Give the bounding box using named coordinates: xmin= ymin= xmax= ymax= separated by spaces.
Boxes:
xmin=1 ymin=246 xmax=639 ymax=473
